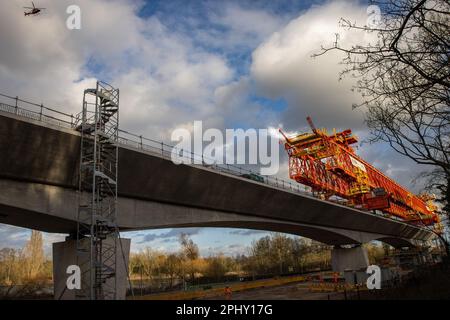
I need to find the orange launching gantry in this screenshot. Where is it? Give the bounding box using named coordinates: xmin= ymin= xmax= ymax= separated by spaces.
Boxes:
xmin=279 ymin=117 xmax=440 ymax=227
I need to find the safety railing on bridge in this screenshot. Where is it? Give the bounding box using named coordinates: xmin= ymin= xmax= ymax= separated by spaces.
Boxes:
xmin=116 ymin=128 xmax=316 ymax=196
xmin=0 ymin=93 xmax=76 ymax=128
xmin=0 ymin=92 xmax=395 ymax=212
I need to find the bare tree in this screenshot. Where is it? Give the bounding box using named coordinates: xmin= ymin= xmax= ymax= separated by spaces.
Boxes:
xmin=179 ymin=233 xmax=199 ymax=283
xmin=205 ymin=254 xmax=228 ymax=281
xmin=0 ymin=248 xmax=18 ymax=285
xmin=291 ymin=238 xmax=309 ymax=273
xmin=23 ymin=230 xmax=44 ymax=279
xmin=131 ymin=248 xmax=165 ymax=280
xmin=270 ymin=233 xmax=293 ymax=275
xmin=163 ymin=253 xmax=181 ymax=288
xmin=314 ymin=0 xmax=450 ymax=254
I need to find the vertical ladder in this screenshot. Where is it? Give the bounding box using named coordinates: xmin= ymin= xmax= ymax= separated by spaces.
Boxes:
xmin=76 ymin=81 xmax=119 ymax=300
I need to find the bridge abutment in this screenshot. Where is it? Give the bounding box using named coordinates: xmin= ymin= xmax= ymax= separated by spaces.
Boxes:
xmin=331 ymin=245 xmax=369 ymax=272
xmin=52 ymin=237 xmax=131 ymax=300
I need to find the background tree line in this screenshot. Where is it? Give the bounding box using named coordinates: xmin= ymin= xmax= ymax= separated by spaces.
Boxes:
xmin=0 ymin=230 xmax=388 ymax=296
xmin=0 ymin=231 xmax=52 ymax=298
xmin=127 ymin=233 xmax=386 ymax=292
xmin=0 ymin=231 xmax=51 ymax=286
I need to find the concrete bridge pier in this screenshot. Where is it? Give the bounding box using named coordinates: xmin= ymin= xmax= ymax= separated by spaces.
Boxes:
xmin=331 ymin=245 xmax=369 ymax=272
xmin=52 ymin=236 xmax=131 ymax=300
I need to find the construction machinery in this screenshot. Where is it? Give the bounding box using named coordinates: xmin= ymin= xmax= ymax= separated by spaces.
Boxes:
xmin=279 ymin=117 xmax=440 ymax=228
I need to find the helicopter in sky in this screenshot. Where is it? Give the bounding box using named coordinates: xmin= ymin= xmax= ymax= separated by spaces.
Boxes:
xmin=23 ymin=1 xmax=46 ymax=16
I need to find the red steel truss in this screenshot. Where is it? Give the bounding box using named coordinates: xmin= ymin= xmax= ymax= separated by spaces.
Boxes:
xmin=280 ymin=117 xmax=439 ymax=227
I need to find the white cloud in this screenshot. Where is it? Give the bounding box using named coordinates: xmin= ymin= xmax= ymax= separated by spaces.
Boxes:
xmin=0 ymin=0 xmax=235 ymax=141
xmin=250 ymin=0 xmax=372 ymax=130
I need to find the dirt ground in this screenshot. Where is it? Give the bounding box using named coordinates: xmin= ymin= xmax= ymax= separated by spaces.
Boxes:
xmin=204 ymin=263 xmax=450 ymax=300
xmin=204 ymin=282 xmax=346 ymax=300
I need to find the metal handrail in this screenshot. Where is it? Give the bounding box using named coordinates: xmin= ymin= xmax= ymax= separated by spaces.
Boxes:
xmin=0 ymin=93 xmax=321 ymax=199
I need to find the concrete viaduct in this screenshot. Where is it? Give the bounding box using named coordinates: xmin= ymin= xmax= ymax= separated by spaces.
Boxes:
xmin=0 ymin=108 xmax=435 ymax=298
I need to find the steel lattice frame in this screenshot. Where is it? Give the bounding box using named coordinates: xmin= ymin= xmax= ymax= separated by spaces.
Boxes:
xmin=280 ymin=118 xmax=440 ymax=228
xmin=76 ymin=81 xmax=120 ymax=300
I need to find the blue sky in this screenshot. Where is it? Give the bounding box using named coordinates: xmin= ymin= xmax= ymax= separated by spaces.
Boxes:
xmin=0 ymin=0 xmax=430 ymax=256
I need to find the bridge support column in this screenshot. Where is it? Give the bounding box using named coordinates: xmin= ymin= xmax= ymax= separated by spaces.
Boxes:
xmin=52 ymin=237 xmax=131 ymax=300
xmin=331 ymin=245 xmax=369 ymax=272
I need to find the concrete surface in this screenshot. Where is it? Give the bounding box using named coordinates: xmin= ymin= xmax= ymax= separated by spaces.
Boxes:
xmin=52 ymin=237 xmax=130 ymax=300
xmin=331 ymin=246 xmax=369 ymax=272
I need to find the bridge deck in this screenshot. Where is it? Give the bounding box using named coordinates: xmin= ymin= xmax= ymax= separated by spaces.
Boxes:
xmin=0 ymin=107 xmax=434 ymax=245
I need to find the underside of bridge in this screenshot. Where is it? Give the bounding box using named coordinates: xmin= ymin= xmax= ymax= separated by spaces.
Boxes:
xmin=0 ymin=178 xmax=422 ymax=248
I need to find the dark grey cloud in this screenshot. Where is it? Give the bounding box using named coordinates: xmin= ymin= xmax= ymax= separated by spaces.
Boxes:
xmin=203 ymin=243 xmax=249 ymax=257
xmin=229 ymin=229 xmax=269 ymax=236
xmin=139 ymin=228 xmax=202 ymax=244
